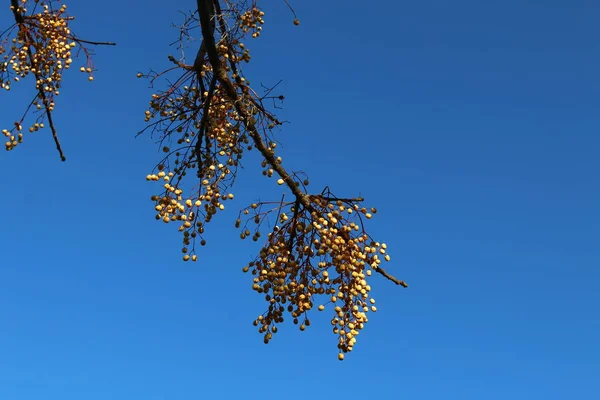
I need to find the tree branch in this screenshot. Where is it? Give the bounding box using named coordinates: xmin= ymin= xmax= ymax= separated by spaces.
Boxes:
xmin=196 ymin=0 xmax=312 ymax=210
xmin=10 ymin=0 xmax=23 ymax=23
xmin=196 ymin=0 xmax=406 ymax=289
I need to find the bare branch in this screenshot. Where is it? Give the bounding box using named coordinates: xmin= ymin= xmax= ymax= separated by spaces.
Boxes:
xmin=374 ymin=266 xmax=409 ymax=288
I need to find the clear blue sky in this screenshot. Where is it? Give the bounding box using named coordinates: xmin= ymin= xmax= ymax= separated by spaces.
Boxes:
xmin=1 ymin=0 xmax=599 ymax=398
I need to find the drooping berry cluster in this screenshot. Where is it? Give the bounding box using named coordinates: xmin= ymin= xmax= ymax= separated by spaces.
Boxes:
xmin=141 ymin=5 xmax=276 ymax=261
xmin=1 ymin=0 xmax=97 ymax=156
xmin=239 ymin=7 xmax=265 ymax=38
xmin=238 ymin=194 xmax=390 ymax=359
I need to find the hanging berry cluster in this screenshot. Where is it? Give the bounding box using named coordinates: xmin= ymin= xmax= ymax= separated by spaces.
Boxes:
xmin=1 ymin=0 xmax=114 ymax=159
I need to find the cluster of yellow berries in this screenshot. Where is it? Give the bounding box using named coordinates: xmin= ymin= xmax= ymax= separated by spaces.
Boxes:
xmin=144 ymin=76 xmax=250 ymax=259
xmin=1 ymin=1 xmax=92 ymax=152
xmin=147 ymin=163 xmax=236 ymax=261
xmin=239 ymin=7 xmax=265 ymax=38
xmin=217 ymin=41 xmax=252 ymax=64
xmin=141 ymin=4 xmax=398 ymax=359
xmin=241 ymin=197 xmax=390 ymax=358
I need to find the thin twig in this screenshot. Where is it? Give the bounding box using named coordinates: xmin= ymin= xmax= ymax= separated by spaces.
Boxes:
xmin=69 ymin=37 xmax=116 ymax=46
xmin=374 ymin=265 xmax=409 ymax=288
xmin=283 ymin=0 xmax=298 ymax=19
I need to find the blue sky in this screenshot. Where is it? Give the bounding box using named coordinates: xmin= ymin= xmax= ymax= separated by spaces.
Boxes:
xmin=1 ymin=0 xmax=599 ymax=398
